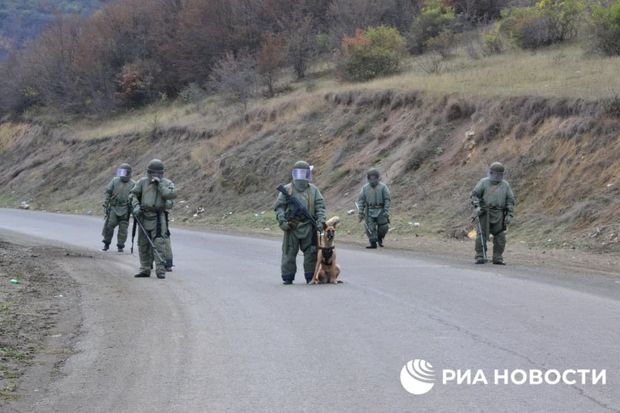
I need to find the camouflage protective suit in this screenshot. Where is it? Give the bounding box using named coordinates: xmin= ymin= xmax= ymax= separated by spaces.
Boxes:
xmin=102 ymin=176 xmax=134 ymax=251
xmin=357 ymin=181 xmax=391 ymax=248
xmin=274 ymin=171 xmax=326 ymax=284
xmin=471 ymin=171 xmax=515 ymax=264
xmin=130 ymin=171 xmax=176 ymax=278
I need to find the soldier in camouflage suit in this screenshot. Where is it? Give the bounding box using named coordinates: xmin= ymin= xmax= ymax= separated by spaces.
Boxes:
xmin=471 ymin=162 xmax=516 ymax=265
xmin=130 ymin=159 xmax=177 ymax=279
xmin=274 ymin=161 xmax=326 ymax=285
xmin=357 ymin=168 xmax=391 ymax=249
xmin=101 ymin=163 xmax=134 ymax=252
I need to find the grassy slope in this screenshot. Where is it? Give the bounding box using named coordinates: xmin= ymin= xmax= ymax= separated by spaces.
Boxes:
xmin=1 ymin=44 xmax=619 ymax=253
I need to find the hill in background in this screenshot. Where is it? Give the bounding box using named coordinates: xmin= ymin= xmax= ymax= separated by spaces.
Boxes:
xmin=0 ymin=0 xmax=102 ymax=59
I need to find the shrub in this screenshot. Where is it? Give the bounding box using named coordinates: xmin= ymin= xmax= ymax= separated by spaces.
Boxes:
xmin=178 ymin=83 xmax=205 ymax=104
xmin=117 ymin=60 xmax=160 ymax=107
xmin=481 ymin=24 xmax=504 ymax=55
xmin=499 ymin=1 xmax=584 ymax=49
xmin=537 ymin=0 xmax=584 ymax=42
xmin=443 ymin=0 xmax=509 ymax=21
xmin=499 ymin=7 xmax=555 ymax=49
xmin=588 ymin=1 xmax=620 ymax=55
xmin=409 ymin=1 xmax=456 ymax=54
xmin=340 ymin=26 xmax=406 ymax=82
xmin=426 ymin=30 xmax=456 ymax=58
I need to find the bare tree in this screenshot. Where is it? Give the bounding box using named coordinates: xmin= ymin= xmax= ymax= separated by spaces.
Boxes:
xmin=208 ymin=51 xmax=258 ymax=110
xmin=257 ymin=33 xmax=285 ymax=97
xmin=285 ymin=13 xmax=316 ymax=79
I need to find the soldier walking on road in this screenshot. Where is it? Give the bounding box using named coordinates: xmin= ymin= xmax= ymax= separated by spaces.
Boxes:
xmin=102 ymin=163 xmax=134 ymax=252
xmin=471 ymin=162 xmax=516 ymax=265
xmin=357 ymin=168 xmax=391 ymax=249
xmin=274 ymin=161 xmax=326 ymax=285
xmin=130 ymin=159 xmax=177 ymax=279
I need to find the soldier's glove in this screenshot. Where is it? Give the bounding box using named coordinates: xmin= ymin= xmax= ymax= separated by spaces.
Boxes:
xmin=317 ymin=220 xmax=326 ymax=230
xmin=504 ymin=215 xmax=512 ymax=226
xmin=474 ymin=206 xmax=483 ymax=216
xmin=132 ymin=205 xmax=142 ymax=217
xmin=279 ymin=221 xmax=290 ymax=231
xmin=358 ymin=214 xmax=364 ymax=223
xmin=151 ymin=177 xmax=161 ymax=184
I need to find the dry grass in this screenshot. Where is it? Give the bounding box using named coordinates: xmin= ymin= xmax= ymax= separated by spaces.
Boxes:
xmin=65 ymin=44 xmax=620 ymax=141
xmin=321 ymin=45 xmax=620 ymax=100
xmin=0 ymin=123 xmax=28 ymax=153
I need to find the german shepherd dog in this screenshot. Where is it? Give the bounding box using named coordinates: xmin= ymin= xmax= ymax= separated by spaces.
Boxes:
xmin=311 ymin=217 xmax=342 ymax=284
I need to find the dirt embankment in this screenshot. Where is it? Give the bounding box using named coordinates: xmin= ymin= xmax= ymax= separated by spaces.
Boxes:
xmin=0 ymin=238 xmax=81 ymax=407
xmin=0 ymin=91 xmax=619 ymax=253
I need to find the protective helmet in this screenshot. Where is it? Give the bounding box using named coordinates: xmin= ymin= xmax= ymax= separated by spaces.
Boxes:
xmin=489 ymin=162 xmax=505 ymax=173
xmin=292 ymin=160 xmax=312 ymax=181
xmin=367 ymin=168 xmax=380 ymax=179
xmin=147 ymin=159 xmax=165 ymax=179
xmin=117 ymin=163 xmax=132 ymax=182
xmin=488 ymin=162 xmax=505 ymax=183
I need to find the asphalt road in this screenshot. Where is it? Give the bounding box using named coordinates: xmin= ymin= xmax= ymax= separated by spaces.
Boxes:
xmin=1 ymin=208 xmax=619 ymax=413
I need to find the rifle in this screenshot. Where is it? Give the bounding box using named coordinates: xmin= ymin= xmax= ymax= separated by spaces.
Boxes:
xmin=276 ymin=184 xmax=319 ymax=231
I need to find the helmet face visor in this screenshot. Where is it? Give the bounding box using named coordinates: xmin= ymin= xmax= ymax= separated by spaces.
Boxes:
xmin=117 ymin=168 xmax=131 ymax=177
xmin=488 ymin=170 xmax=504 ymax=182
xmin=292 ymin=167 xmax=312 ymax=181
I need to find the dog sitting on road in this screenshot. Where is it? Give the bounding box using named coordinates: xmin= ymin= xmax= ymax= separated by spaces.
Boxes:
xmin=311 ymin=216 xmax=342 ymax=284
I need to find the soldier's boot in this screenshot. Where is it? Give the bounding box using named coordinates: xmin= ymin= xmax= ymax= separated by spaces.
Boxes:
xmin=475 ymin=257 xmax=486 ymax=264
xmin=305 ymin=272 xmax=314 ymax=284
xmin=165 ymin=259 xmax=173 ymax=272
xmin=102 ymin=242 xmax=110 ymax=251
xmin=378 ymin=237 xmax=384 ymax=248
xmin=492 ymin=257 xmax=505 ymax=265
xmin=117 ymin=244 xmax=124 ymax=253
xmin=156 ymin=272 xmax=166 ymax=279
xmin=366 ymin=240 xmax=378 ymax=249
xmin=134 ymin=271 xmax=150 ymax=278
xmin=282 ymin=273 xmax=294 ymax=285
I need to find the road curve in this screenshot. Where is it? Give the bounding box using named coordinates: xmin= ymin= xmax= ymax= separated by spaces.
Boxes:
xmin=0 ymin=208 xmax=618 ymax=413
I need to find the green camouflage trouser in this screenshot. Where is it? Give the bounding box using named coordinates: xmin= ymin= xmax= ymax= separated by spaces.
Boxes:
xmin=137 ymin=215 xmax=168 ymax=275
xmin=365 ymin=212 xmax=389 ymax=243
xmin=475 ymin=214 xmax=506 ymax=261
xmin=281 ymin=231 xmax=317 ymax=282
xmin=102 ymin=213 xmax=130 ymax=248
